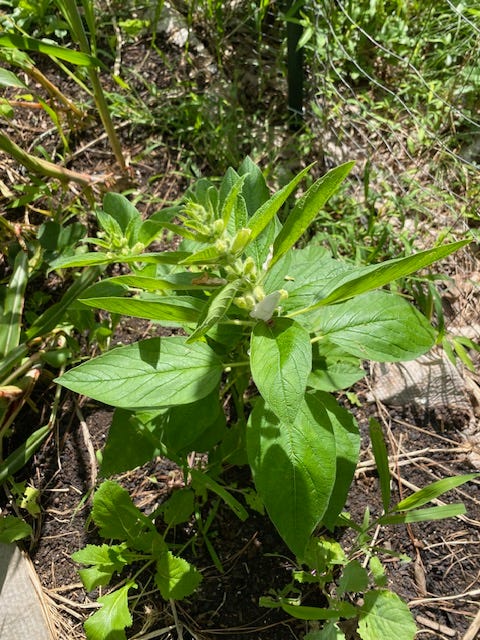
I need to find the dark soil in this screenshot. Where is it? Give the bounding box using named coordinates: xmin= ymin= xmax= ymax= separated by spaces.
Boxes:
xmin=1 ymin=11 xmax=480 ymax=640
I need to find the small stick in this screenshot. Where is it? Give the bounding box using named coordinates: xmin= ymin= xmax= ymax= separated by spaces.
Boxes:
xmin=462 ymin=608 xmax=480 ymax=640
xmin=416 ymin=614 xmax=456 ymax=637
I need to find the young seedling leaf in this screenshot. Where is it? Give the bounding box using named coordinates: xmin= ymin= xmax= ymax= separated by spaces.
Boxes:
xmin=357 ymin=590 xmax=416 ymax=640
xmin=378 ymin=503 xmax=466 ymax=525
xmin=250 ymin=317 xmax=312 ymax=423
xmin=369 ymin=556 xmax=388 ymax=588
xmin=308 ymin=290 xmax=436 ymax=361
xmin=247 ymin=394 xmax=337 ymax=559
xmin=83 ymin=581 xmax=135 ymax=640
xmin=337 ymin=560 xmax=369 ymax=597
xmin=162 ymin=488 xmax=195 ymax=526
xmin=72 ymin=543 xmax=133 ymax=591
xmin=0 ymin=515 xmax=32 ymax=543
xmin=393 ymin=473 xmax=479 ymax=511
xmin=368 ymin=418 xmax=391 ymax=512
xmin=271 ymin=162 xmax=355 ymax=267
xmin=90 ymin=481 xmax=157 ymax=548
xmin=155 ymin=551 xmax=202 ymax=600
xmin=56 ymin=337 xmax=223 ymax=410
xmin=304 ymin=622 xmax=346 ymax=639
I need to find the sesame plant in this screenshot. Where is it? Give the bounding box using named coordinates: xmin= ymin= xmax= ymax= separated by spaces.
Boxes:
xmin=52 ymin=158 xmax=470 ymax=638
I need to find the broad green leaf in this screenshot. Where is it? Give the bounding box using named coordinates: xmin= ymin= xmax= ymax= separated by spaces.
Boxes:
xmin=0 ymin=251 xmax=27 ymax=357
xmin=72 ymin=543 xmax=132 ymax=591
xmin=186 ymin=281 xmax=240 ymax=342
xmin=309 ymin=291 xmax=436 ymax=362
xmin=337 ymin=560 xmax=369 ymax=596
xmin=162 ymin=488 xmax=195 ymax=526
xmin=0 ymin=68 xmax=28 ymax=89
xmin=247 ymin=394 xmax=337 ymax=558
xmin=369 ymin=418 xmax=391 ymax=512
xmin=394 ymin=473 xmax=479 ymax=511
xmin=180 ymin=245 xmax=226 ymax=265
xmin=308 ymin=340 xmax=365 ymax=392
xmin=56 ymin=337 xmax=223 ymax=410
xmin=309 ymin=240 xmax=469 ymax=308
xmin=105 ymin=273 xmax=227 ymax=291
xmin=49 ymin=250 xmax=191 ymax=270
xmin=271 ymin=162 xmax=354 ymax=267
xmin=0 ymin=515 xmax=32 ymax=543
xmin=91 ymin=481 xmax=155 ymax=546
xmin=305 ymin=622 xmax=346 ymax=640
xmin=358 ymin=590 xmax=416 ymax=640
xmin=155 ymin=551 xmax=202 ymax=600
xmin=378 ymin=503 xmax=466 ymax=525
xmin=190 ymin=469 xmax=248 ymax=521
xmin=100 ymin=408 xmax=165 ymax=476
xmin=263 ymin=244 xmax=352 ymax=314
xmin=83 ymin=582 xmax=135 ymax=640
xmin=250 ymin=317 xmax=312 ymax=423
xmin=247 ymin=163 xmax=314 ymax=242
xmin=79 ymin=295 xmax=203 ymax=324
xmin=0 ymin=33 xmax=99 ymax=66
xmin=318 ymin=392 xmax=360 ymax=530
xmin=280 ymin=601 xmax=357 ymax=620
xmin=303 ymin=537 xmax=347 ymax=573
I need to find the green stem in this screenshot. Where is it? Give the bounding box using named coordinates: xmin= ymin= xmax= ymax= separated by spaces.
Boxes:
xmin=56 ymin=0 xmax=127 ymax=172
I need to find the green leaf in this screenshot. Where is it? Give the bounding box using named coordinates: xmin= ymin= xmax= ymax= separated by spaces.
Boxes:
xmin=369 ymin=556 xmax=388 ymax=588
xmin=378 ymin=503 xmax=466 ymax=525
xmin=303 ymin=537 xmax=347 ymax=573
xmin=319 ymin=393 xmax=360 ymax=530
xmin=358 ymin=590 xmax=416 ymax=640
xmin=393 ymin=473 xmax=479 ymax=511
xmin=337 ymin=560 xmax=369 ymax=597
xmin=247 ymin=163 xmax=314 ymax=242
xmin=90 ymin=481 xmax=155 ymax=546
xmin=0 ymin=33 xmax=99 ymax=66
xmin=310 ymin=240 xmax=469 ymax=308
xmin=102 ymin=193 xmax=141 ymax=235
xmin=309 ymin=291 xmax=436 ymax=362
xmin=162 ymin=488 xmax=195 ymax=526
xmin=271 ymin=162 xmax=354 ymax=267
xmin=186 ymin=281 xmax=240 ymax=342
xmin=190 ymin=469 xmax=248 ymax=521
xmin=0 ymin=68 xmax=28 ymax=89
xmin=238 ymin=156 xmax=270 ymax=216
xmin=220 ymin=174 xmax=247 ymax=228
xmin=0 ymin=515 xmax=32 ymax=543
xmin=79 ymin=295 xmax=203 ymax=324
xmin=309 ymin=340 xmax=365 ymax=392
xmin=305 ymin=622 xmax=346 ymax=640
xmin=104 ymin=273 xmax=227 ymax=291
xmin=83 ymin=582 xmax=135 ymax=640
xmin=100 ymin=408 xmax=166 ymax=476
xmin=369 ymin=418 xmax=391 ymax=512
xmin=250 ymin=317 xmax=312 ymax=422
xmin=0 ymin=251 xmax=27 ymax=357
xmin=247 ymin=394 xmax=337 ymax=558
xmin=280 ymin=601 xmax=357 ymax=620
xmin=56 ymin=337 xmax=223 ymax=410
xmin=49 ymin=250 xmax=191 ymax=270
xmin=155 ymin=551 xmax=202 ymax=600
xmin=72 ymin=543 xmax=133 ymax=591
